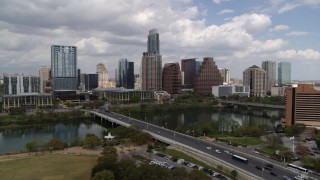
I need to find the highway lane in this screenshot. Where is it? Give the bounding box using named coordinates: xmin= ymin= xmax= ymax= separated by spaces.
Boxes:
xmin=97 ymin=110 xmax=304 ymax=180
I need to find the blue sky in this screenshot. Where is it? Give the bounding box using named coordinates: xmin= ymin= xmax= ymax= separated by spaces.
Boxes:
xmin=0 ymin=0 xmax=319 ymax=80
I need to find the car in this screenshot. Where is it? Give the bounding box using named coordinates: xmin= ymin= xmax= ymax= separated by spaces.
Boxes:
xmin=157 ymin=131 xmax=160 ymax=134
xmin=215 ymin=149 xmax=221 ymax=154
xmin=219 ymin=176 xmax=227 ymax=180
xmin=224 ymin=150 xmax=230 ymax=155
xmin=263 ymin=166 xmax=271 ymax=171
xmin=213 ymin=173 xmax=220 ymax=177
xmin=206 ymin=146 xmax=212 ymax=150
xmin=255 ymin=165 xmax=262 ymax=170
xmin=282 ymin=175 xmax=291 ymax=180
xmin=265 ymin=164 xmax=274 ymax=168
xmin=177 ymin=159 xmax=184 ymax=164
xmin=270 ymin=171 xmax=277 ymax=176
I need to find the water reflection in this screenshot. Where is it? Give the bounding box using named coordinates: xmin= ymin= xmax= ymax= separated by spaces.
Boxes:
xmin=0 ymin=122 xmax=105 ymax=154
xmin=140 ymin=108 xmax=284 ymax=130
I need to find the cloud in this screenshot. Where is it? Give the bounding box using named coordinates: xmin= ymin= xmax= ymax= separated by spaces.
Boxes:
xmin=212 ymin=0 xmax=230 ymax=4
xmin=269 ymin=25 xmax=289 ymax=32
xmin=217 ymin=9 xmax=234 ymax=15
xmin=276 ymin=49 xmax=320 ymax=60
xmin=278 ymin=3 xmax=301 ymax=13
xmin=268 ymin=0 xmax=285 ymax=5
xmin=300 ymin=0 xmax=320 ymax=7
xmin=286 ymin=31 xmax=309 ymax=36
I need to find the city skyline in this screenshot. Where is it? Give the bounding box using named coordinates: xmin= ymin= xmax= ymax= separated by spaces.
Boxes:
xmin=0 ymin=0 xmax=319 ymax=80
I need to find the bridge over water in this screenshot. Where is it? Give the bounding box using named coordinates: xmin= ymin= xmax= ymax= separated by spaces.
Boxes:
xmin=82 ymin=109 xmax=305 ymax=180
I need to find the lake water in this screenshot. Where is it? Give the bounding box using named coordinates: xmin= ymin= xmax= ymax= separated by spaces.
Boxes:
xmin=0 ymin=107 xmax=284 ymax=155
xmin=136 ymin=108 xmax=284 ymax=130
xmin=0 ymin=122 xmax=105 ymax=155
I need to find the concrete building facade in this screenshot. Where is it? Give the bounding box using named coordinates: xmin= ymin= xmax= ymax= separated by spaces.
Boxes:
xmin=212 ymin=85 xmax=250 ymax=97
xmin=282 ymin=84 xmax=320 ymax=127
xmin=262 ymin=60 xmax=276 ymax=92
xmin=162 ymin=63 xmax=182 ymax=95
xmin=243 ymin=65 xmax=267 ymax=96
xmin=219 ymin=68 xmax=231 ymax=84
xmin=194 ymin=57 xmax=223 ymax=95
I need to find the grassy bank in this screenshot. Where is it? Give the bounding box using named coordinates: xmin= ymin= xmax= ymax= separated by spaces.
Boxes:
xmin=0 ymin=154 xmax=97 ymax=180
xmin=0 ymin=110 xmax=91 ymax=128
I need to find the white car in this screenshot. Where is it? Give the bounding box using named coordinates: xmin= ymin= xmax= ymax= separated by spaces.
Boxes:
xmin=206 ymin=146 xmax=212 ymax=150
xmin=215 ymin=149 xmax=221 ymax=154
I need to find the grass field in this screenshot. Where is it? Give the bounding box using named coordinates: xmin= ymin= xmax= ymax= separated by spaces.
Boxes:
xmin=0 ymin=154 xmax=97 ymax=180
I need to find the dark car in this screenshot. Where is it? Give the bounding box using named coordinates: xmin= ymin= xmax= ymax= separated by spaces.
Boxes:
xmin=263 ymin=166 xmax=272 ymax=171
xmin=270 ymin=171 xmax=277 ymax=176
xmin=256 ymin=165 xmax=262 ymax=170
xmin=266 ymin=163 xmax=274 ymax=168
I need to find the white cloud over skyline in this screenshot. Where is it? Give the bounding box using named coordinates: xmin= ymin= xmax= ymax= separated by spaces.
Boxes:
xmin=0 ymin=0 xmax=319 ymax=80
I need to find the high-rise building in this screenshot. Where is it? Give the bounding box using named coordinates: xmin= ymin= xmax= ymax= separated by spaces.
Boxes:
xmin=115 ymin=58 xmax=134 ymax=89
xmin=3 ymin=74 xmax=41 ymax=95
xmin=282 ymin=84 xmax=320 ymax=127
xmin=243 ymin=65 xmax=266 ymax=96
xmin=141 ymin=29 xmax=162 ymax=91
xmin=262 ymin=60 xmax=276 ymax=92
xmin=148 ymin=29 xmax=160 ymax=54
xmin=38 ymin=66 xmax=50 ymax=93
xmin=181 ymin=58 xmax=197 ymax=87
xmin=97 ymin=63 xmax=110 ymax=88
xmin=80 ymin=74 xmax=98 ymax=91
xmin=219 ymin=68 xmax=231 ymax=84
xmin=194 ymin=57 xmax=223 ymax=95
xmin=162 ymin=63 xmax=182 ymax=95
xmin=51 ymin=45 xmax=78 ymax=93
xmin=278 ymin=62 xmax=291 ymax=86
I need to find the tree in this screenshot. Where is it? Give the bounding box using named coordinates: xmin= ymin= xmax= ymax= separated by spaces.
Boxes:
xmin=231 ymin=170 xmax=238 ymax=179
xmin=301 ymin=156 xmax=315 ymax=169
xmin=25 ymin=141 xmax=37 ymax=152
xmin=171 ymin=167 xmax=188 ymax=180
xmin=83 ymin=134 xmax=98 ymax=149
xmin=296 ymin=145 xmax=311 ymax=156
xmin=92 ymin=170 xmax=115 ymax=180
xmin=266 ymin=134 xmax=283 ymax=148
xmin=46 ymin=139 xmax=66 ymax=150
xmin=284 ymin=124 xmax=306 ymax=137
xmin=316 ymin=139 xmax=320 ymax=149
xmin=279 ymin=150 xmax=294 ymax=162
xmin=131 ymin=132 xmax=152 ymax=145
xmin=117 ymin=158 xmax=138 ymax=180
xmin=188 ymin=169 xmax=211 ymax=180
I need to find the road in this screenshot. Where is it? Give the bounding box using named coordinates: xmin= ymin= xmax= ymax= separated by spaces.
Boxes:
xmin=94 ymin=109 xmax=315 ymax=180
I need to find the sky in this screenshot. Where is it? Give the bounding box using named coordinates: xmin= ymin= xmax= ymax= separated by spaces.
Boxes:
xmin=0 ymin=0 xmax=319 ymax=80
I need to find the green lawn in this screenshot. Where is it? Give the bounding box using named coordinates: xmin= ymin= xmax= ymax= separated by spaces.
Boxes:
xmin=0 ymin=154 xmax=97 ymax=180
xmin=218 ymin=136 xmax=265 ymax=146
xmin=257 ymin=145 xmax=289 ymax=156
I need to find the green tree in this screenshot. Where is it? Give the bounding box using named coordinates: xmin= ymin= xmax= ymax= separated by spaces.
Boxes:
xmin=301 ymin=156 xmax=315 ymax=169
xmin=83 ymin=134 xmax=98 ymax=149
xmin=131 ymin=132 xmax=152 ymax=145
xmin=25 ymin=141 xmax=37 ymax=152
xmin=117 ymin=158 xmax=138 ymax=180
xmin=316 ymin=139 xmax=320 ymax=149
xmin=231 ymin=170 xmax=238 ymax=179
xmin=70 ymin=137 xmax=83 ymax=147
xmin=266 ymin=134 xmax=283 ymax=148
xmin=171 ymin=167 xmax=188 ymax=180
xmin=284 ymin=124 xmax=306 ymax=137
xmin=46 ymin=139 xmax=66 ymax=150
xmin=92 ymin=170 xmax=115 ymax=180
xmin=188 ymin=169 xmax=210 ymax=180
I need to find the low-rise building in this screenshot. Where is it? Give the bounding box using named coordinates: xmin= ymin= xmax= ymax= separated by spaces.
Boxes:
xmin=93 ymin=87 xmax=153 ymax=103
xmin=271 ymin=86 xmax=287 ymax=96
xmin=2 ymin=94 xmax=53 ymax=111
xmin=212 ymin=85 xmax=250 ymax=97
xmin=281 ymin=84 xmax=320 ymax=127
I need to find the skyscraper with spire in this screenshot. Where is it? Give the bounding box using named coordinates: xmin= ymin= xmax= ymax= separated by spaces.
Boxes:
xmin=141 ymin=29 xmax=162 ymax=90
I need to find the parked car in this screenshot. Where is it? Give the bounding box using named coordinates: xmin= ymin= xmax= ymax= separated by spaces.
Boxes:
xmin=255 ymin=165 xmax=262 ymax=170
xmin=270 ymin=171 xmax=277 ymax=176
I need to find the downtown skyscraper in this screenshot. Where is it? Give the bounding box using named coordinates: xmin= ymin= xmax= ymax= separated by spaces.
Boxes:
xmin=141 ymin=29 xmax=162 ymax=90
xmin=278 ymin=62 xmax=291 ymax=86
xmin=51 ymin=45 xmax=78 ymax=94
xmin=262 ymin=60 xmax=276 ymax=92
xmin=115 ymin=58 xmax=134 ymax=89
